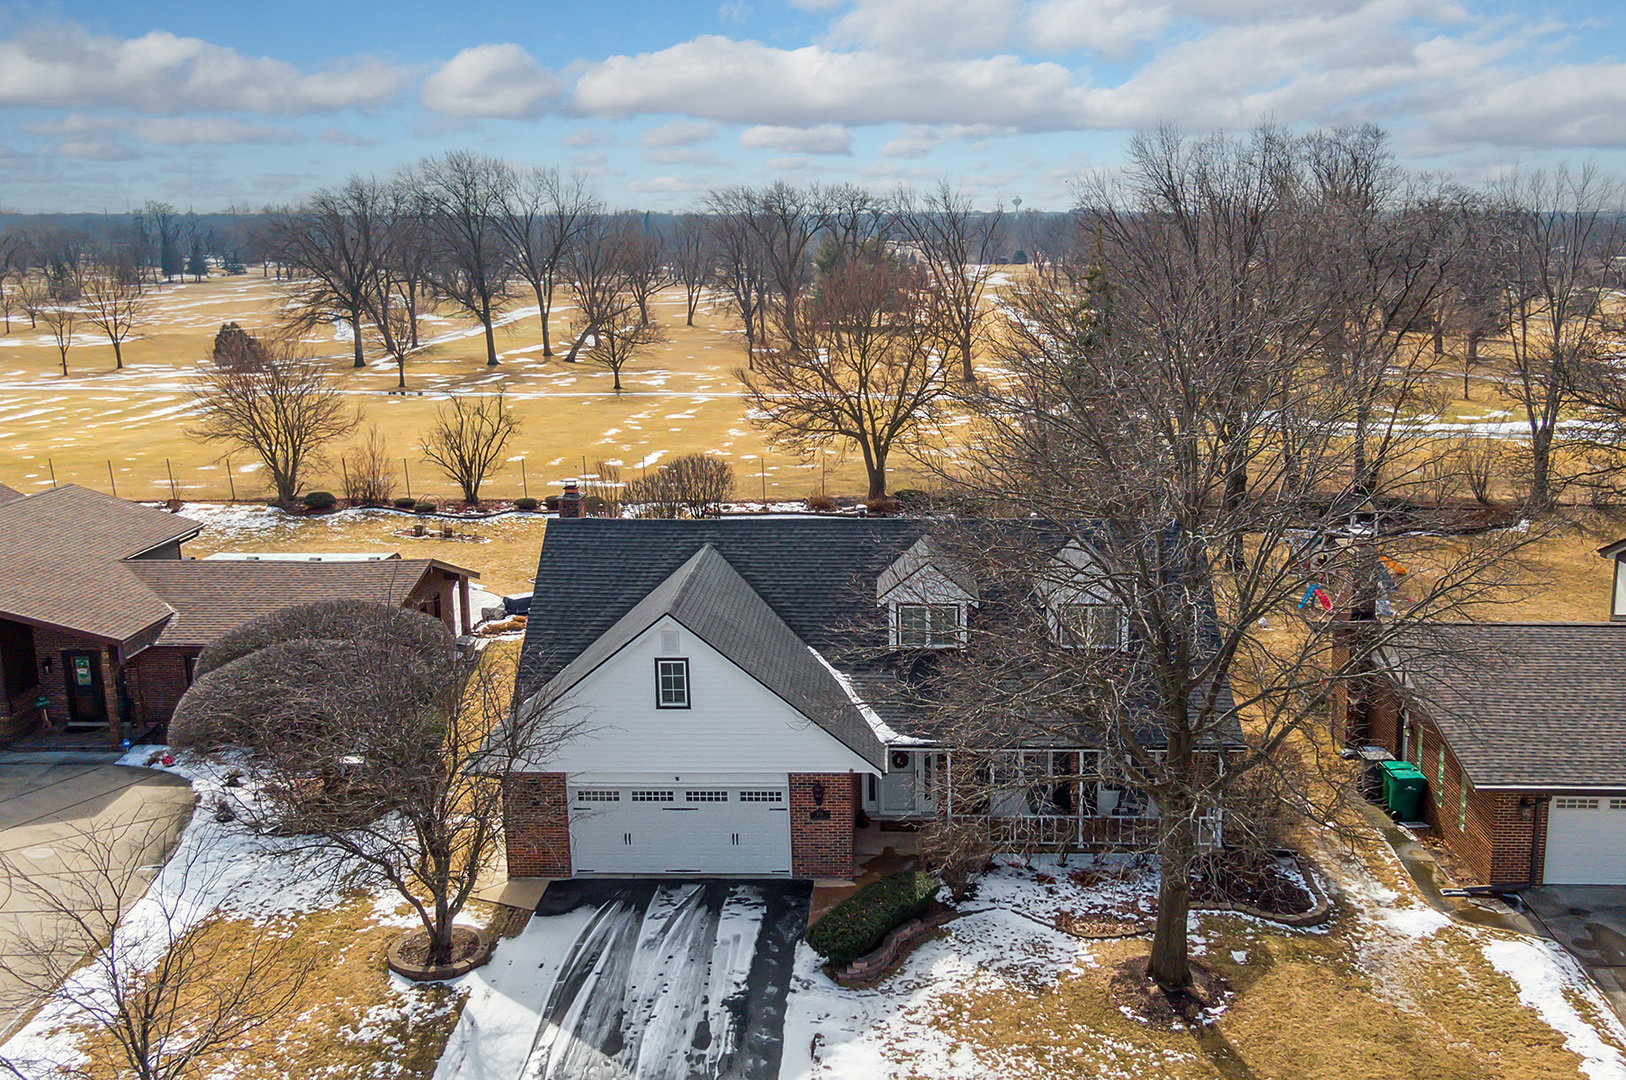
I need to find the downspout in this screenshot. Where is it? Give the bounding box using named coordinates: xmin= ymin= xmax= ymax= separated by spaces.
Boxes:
xmin=1529 ymin=796 xmax=1545 ymax=886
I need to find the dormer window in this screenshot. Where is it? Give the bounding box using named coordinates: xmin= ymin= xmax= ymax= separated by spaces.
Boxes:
xmin=897 ymin=603 xmax=961 ymax=649
xmin=1061 ymin=603 xmax=1122 ymax=650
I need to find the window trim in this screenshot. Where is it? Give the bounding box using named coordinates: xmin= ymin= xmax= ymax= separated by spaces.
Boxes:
xmin=1059 ymin=602 xmax=1123 ymax=650
xmin=895 ymin=602 xmax=962 ymax=649
xmin=655 ymin=656 xmax=691 ymax=709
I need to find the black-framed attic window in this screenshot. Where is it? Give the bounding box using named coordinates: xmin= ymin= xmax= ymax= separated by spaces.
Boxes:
xmin=655 ymin=657 xmax=690 ymax=708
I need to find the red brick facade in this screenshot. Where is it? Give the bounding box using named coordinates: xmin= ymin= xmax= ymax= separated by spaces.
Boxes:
xmin=789 ymin=772 xmax=857 ymax=879
xmin=1350 ymin=677 xmax=1551 ymax=887
xmin=126 ymin=647 xmax=198 ymax=731
xmin=503 ymin=773 xmax=572 ymax=878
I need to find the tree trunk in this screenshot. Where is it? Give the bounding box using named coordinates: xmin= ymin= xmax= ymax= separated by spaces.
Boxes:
xmin=961 ymin=337 xmax=976 ymax=383
xmin=350 ymin=311 xmax=365 ymax=368
xmin=112 ymin=339 xmax=123 ymax=369
xmin=865 ymin=448 xmax=887 ymax=501
xmin=612 ymin=367 xmax=622 ymax=393
xmin=482 ymin=309 xmax=499 ymax=366
xmin=1147 ymin=787 xmax=1197 ymax=993
xmin=1529 ymin=428 xmax=1553 ymax=510
xmin=59 ymin=348 xmax=68 ymax=376
xmin=533 ymin=282 xmax=553 ymax=356
xmin=397 ymin=355 xmax=406 ymax=389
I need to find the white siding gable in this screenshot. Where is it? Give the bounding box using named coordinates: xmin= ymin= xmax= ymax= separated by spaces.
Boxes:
xmin=1035 ymin=540 xmax=1126 ymax=646
xmin=541 ymin=614 xmax=873 ymax=775
xmin=877 ymin=537 xmax=978 ymax=648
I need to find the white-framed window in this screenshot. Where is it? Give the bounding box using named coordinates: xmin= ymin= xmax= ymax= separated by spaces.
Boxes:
xmin=739 ymin=789 xmax=784 ymax=803
xmin=655 ymin=657 xmax=690 ymax=708
xmin=1061 ymin=603 xmax=1123 ymax=649
xmin=685 ymin=790 xmax=729 ymax=802
xmin=575 ymin=789 xmax=620 ymax=803
xmin=1557 ymin=797 xmax=1600 ymax=810
xmin=631 ymin=789 xmax=675 ymax=802
xmin=897 ymin=603 xmax=961 ymax=649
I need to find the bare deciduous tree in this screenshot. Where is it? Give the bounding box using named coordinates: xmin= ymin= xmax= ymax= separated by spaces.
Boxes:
xmin=0 ymin=816 xmax=310 ymax=1080
xmin=706 ymin=207 xmax=771 ymax=368
xmin=670 ymin=213 xmax=713 ymax=326
xmin=418 ymin=394 xmax=519 ymax=504
xmin=41 ymin=299 xmax=77 ymax=377
xmin=411 ymin=152 xmax=517 ymax=367
xmin=500 ymin=167 xmax=599 ymax=357
xmin=189 ymin=336 xmax=358 ymax=505
xmin=170 ymin=603 xmax=581 ymax=969
xmin=893 ymin=182 xmax=1004 ymax=382
xmin=738 ymin=255 xmax=954 ymax=500
xmin=928 ymin=125 xmax=1536 ymax=1001
xmin=79 ymin=263 xmax=151 ymax=370
xmin=340 ymin=422 xmax=397 ymax=506
xmin=624 ymin=452 xmax=734 ymax=517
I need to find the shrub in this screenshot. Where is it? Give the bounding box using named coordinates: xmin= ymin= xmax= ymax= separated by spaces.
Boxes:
xmin=920 ymin=819 xmax=993 ymax=902
xmin=864 ymin=497 xmax=902 ymax=517
xmin=393 ymin=496 xmax=418 ymax=509
xmin=892 ymin=489 xmax=929 ymax=511
xmin=413 ymin=501 xmax=436 ymax=515
xmin=804 ymin=870 xmax=939 ymax=963
xmin=806 ymin=493 xmax=838 ymax=513
xmin=303 ymin=491 xmax=337 ymax=511
xmin=513 ymin=497 xmax=539 ymax=512
xmin=582 ymin=494 xmax=608 ymax=517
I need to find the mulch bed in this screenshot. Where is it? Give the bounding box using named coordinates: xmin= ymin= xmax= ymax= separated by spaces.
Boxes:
xmin=1108 ymin=955 xmax=1231 ymax=1026
xmin=394 ymin=926 xmax=484 ymax=967
xmin=1190 ymin=851 xmax=1314 ymax=917
xmin=387 ymin=925 xmax=494 ymax=981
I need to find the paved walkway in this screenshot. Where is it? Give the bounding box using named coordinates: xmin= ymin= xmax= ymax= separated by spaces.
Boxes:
xmin=0 ymin=752 xmax=195 ymax=1040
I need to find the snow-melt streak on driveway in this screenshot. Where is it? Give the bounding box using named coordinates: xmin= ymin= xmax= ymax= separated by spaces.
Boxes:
xmin=524 ymin=879 xmax=810 ymax=1080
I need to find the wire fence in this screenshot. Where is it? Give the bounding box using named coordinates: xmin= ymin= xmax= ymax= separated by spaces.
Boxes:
xmin=6 ymin=450 xmax=850 ymax=506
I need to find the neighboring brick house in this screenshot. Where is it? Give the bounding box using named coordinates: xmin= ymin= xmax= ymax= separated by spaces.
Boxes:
xmin=0 ymin=484 xmax=478 ymax=746
xmin=501 ymin=518 xmax=1241 ymax=882
xmin=1348 ymin=622 xmax=1626 ymax=887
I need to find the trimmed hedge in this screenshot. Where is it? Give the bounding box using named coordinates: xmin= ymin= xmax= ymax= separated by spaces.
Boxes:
xmin=393 ymin=496 xmax=418 ymax=509
xmin=804 ymin=870 xmax=939 ymax=963
xmin=413 ymin=501 xmax=437 ymax=515
xmin=303 ymin=491 xmax=337 ymax=511
xmin=513 ymin=497 xmax=539 ymax=512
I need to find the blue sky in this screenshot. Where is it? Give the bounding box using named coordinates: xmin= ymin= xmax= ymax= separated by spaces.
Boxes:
xmin=1 ymin=0 xmax=1623 ymax=212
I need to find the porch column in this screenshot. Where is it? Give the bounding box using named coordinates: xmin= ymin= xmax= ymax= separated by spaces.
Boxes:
xmin=458 ymin=576 xmax=472 ymax=635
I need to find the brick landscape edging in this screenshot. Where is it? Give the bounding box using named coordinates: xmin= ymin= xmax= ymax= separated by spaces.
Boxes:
xmin=827 ymin=905 xmax=959 ymax=987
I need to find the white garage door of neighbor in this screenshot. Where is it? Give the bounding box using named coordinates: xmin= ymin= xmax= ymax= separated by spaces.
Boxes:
xmin=568 ymin=783 xmax=792 ymax=875
xmin=1545 ymin=796 xmax=1626 ymax=885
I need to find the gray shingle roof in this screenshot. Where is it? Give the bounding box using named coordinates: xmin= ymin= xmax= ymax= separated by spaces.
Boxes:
xmin=518 ymin=517 xmax=926 ymax=696
xmin=531 ymin=544 xmax=884 ymax=767
xmin=1391 ymin=622 xmax=1626 ymax=789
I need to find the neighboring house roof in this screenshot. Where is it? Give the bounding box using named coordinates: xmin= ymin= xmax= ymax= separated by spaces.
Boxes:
xmin=0 ymin=485 xmax=202 ymax=642
xmin=0 ymin=483 xmax=478 ymax=650
xmin=1390 ymin=622 xmax=1626 ymax=789
xmin=1597 ymin=538 xmax=1626 ymax=559
xmin=533 ymin=544 xmax=885 ymax=767
xmin=0 ymin=484 xmax=25 ymax=505
xmin=125 ymin=559 xmax=460 ymax=648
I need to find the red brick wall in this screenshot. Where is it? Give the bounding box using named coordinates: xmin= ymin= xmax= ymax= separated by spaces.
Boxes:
xmin=31 ymin=628 xmax=120 ymax=743
xmin=503 ymin=773 xmax=571 ymax=878
xmin=408 ymin=572 xmax=457 ymax=634
xmin=790 ymin=772 xmax=856 ymax=879
xmin=126 ymin=648 xmax=197 ymax=731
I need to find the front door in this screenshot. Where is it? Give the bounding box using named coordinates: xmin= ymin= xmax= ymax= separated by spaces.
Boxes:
xmin=62 ymin=650 xmax=107 ymax=728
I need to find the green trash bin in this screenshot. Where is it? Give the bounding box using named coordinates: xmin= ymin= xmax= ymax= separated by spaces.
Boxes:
xmin=1381 ymin=761 xmax=1427 ymax=821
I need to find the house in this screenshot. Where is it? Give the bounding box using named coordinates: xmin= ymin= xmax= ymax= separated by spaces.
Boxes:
xmin=501 ymin=517 xmax=1240 ymax=881
xmin=1350 ymin=622 xmax=1626 ymax=887
xmin=0 ymin=484 xmax=478 ymax=746
xmin=1595 ymin=537 xmax=1626 ymax=619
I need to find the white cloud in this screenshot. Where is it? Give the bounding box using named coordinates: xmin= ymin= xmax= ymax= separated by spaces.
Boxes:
xmin=26 ymin=114 xmax=299 ymax=146
xmin=739 ymin=124 xmax=853 ymax=154
xmin=319 ymin=128 xmax=378 ymax=147
xmin=0 ymin=23 xmax=407 ymax=115
xmin=822 ymin=0 xmax=1024 ymax=55
xmin=1024 ymin=0 xmax=1173 ymax=58
xmin=562 ymin=127 xmax=616 ymax=147
xmin=572 ymin=37 xmax=1088 ymax=130
xmin=420 ymin=44 xmax=562 ymax=118
xmin=644 ymin=146 xmax=734 ymax=166
xmin=641 ymin=121 xmax=718 ymax=147
xmin=1418 ymin=62 xmax=1626 ymax=152
xmin=879 ymin=123 xmax=1001 ymax=157
xmin=54 ymin=139 xmax=138 ymax=161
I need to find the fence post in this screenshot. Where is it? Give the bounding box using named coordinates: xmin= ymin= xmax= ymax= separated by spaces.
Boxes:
xmin=47 ymin=458 xmax=56 ymax=488
xmin=522 ymin=458 xmax=528 ymax=499
xmin=403 ymin=458 xmax=411 ymax=498
xmin=165 ymin=459 xmax=178 ymax=502
xmin=761 ymin=459 xmax=766 ymax=503
xmin=226 ymin=457 xmax=236 ymax=501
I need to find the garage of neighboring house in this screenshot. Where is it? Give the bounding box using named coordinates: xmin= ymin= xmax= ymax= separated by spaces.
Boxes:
xmin=567 ymin=780 xmax=793 ymax=876
xmin=1544 ymin=796 xmax=1626 ymax=886
xmin=1358 ymin=622 xmax=1626 ymax=888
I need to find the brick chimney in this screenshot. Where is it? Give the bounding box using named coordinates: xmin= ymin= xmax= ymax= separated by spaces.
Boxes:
xmin=559 ymin=482 xmax=582 ymax=518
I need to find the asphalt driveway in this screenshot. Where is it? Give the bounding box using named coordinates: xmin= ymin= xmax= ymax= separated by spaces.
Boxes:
xmin=0 ymin=752 xmax=194 ymax=1040
xmin=1521 ymin=886 xmax=1626 ymax=1021
xmin=521 ymin=879 xmax=810 ymax=1080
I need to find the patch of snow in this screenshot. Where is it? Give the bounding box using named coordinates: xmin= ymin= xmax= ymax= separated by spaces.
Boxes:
xmin=1484 ymin=938 xmax=1626 ymax=1080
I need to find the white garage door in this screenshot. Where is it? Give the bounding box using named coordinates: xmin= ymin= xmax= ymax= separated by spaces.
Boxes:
xmin=568 ymin=783 xmax=792 ymax=875
xmin=1545 ymin=796 xmax=1626 ymax=885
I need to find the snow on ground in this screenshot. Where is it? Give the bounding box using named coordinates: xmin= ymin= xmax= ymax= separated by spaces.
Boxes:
xmin=1485 ymin=938 xmax=1626 ymax=1080
xmin=0 ymin=749 xmax=443 ymax=1079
